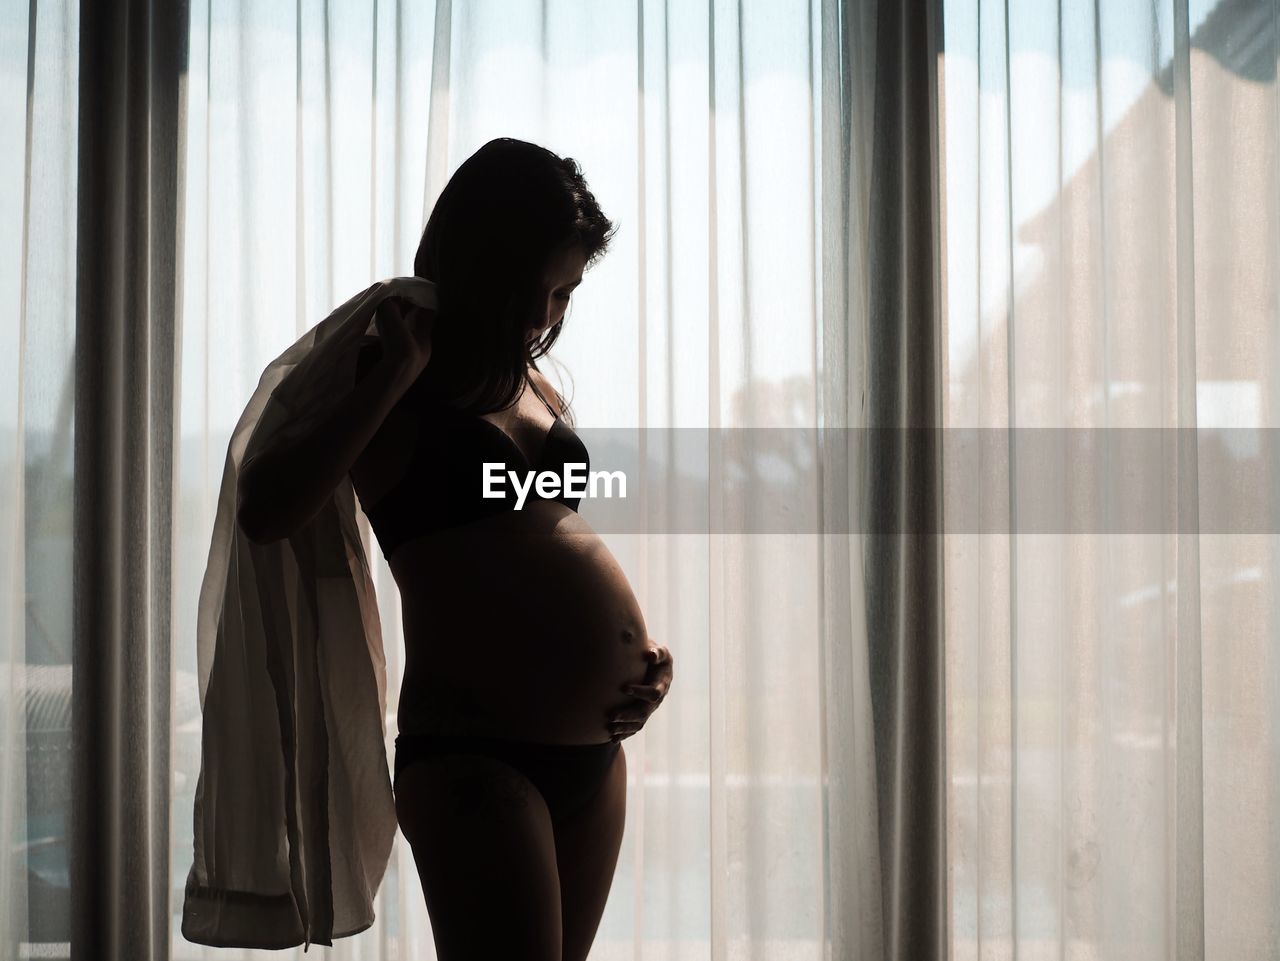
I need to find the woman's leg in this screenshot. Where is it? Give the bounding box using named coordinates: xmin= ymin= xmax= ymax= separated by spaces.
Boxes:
xmin=394 ymin=753 xmax=562 ymax=960
xmin=553 ymin=744 xmax=628 ymax=961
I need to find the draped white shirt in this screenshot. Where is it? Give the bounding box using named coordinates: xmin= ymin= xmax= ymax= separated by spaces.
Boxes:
xmin=181 ymin=276 xmax=438 ymax=950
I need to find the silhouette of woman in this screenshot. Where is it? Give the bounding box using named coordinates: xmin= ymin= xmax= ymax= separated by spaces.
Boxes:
xmin=264 ymin=138 xmax=674 ymax=960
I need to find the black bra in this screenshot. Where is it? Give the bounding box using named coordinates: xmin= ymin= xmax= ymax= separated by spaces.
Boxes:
xmin=351 ymin=342 xmax=590 ymax=559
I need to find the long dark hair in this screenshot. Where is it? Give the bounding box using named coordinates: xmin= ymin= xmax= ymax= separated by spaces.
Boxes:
xmin=413 ymin=138 xmax=617 ymax=421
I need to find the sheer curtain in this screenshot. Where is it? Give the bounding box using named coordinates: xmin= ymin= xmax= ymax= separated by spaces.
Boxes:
xmin=173 ymin=1 xmax=873 ymax=957
xmin=3 ymin=0 xmax=189 ymax=958
xmin=4 ymin=0 xmax=1278 ymax=959
xmin=941 ymin=0 xmax=1280 ymax=957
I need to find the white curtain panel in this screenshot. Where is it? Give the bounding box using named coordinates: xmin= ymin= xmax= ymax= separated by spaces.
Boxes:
xmin=941 ymin=0 xmax=1279 ymax=959
xmin=173 ymin=1 xmax=855 ymax=959
xmin=1 ymin=0 xmax=81 ymax=956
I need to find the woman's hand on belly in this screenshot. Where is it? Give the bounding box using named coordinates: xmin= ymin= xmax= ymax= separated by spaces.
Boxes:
xmin=606 ymin=641 xmax=674 ymax=742
xmin=394 ymin=510 xmax=659 ymax=743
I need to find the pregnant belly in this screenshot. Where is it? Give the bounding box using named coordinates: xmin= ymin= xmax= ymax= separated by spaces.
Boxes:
xmin=389 ymin=501 xmax=650 ymax=744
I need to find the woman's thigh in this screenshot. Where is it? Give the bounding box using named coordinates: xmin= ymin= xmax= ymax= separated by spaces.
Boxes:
xmin=553 ymin=744 xmax=628 ymax=961
xmin=394 ymin=753 xmax=562 ymax=961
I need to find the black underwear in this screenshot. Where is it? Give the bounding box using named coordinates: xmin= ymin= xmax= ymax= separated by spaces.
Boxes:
xmin=393 ymin=733 xmax=621 ymax=825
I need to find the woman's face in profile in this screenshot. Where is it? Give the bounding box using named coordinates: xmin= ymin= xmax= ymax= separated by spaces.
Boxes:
xmin=529 ymin=243 xmax=587 ymax=340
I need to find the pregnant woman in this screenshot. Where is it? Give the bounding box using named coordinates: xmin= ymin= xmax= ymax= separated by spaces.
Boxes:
xmin=236 ymin=138 xmax=674 ymax=960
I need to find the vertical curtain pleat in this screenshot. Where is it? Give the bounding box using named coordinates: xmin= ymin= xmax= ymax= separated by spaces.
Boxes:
xmin=1169 ymin=4 xmax=1206 ymax=959
xmin=855 ymin=1 xmax=950 ymax=959
xmin=71 ymin=1 xmax=189 ymax=959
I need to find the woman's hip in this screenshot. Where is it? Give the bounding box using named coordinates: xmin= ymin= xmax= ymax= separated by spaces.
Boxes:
xmin=393 ymin=731 xmax=621 ymax=826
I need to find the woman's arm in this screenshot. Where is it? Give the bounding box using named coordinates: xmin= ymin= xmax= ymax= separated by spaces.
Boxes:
xmin=236 ymin=344 xmax=416 ymax=545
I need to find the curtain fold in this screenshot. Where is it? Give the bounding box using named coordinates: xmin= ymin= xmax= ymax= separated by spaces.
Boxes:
xmin=817 ymin=0 xmax=950 ymax=958
xmin=857 ymin=1 xmax=950 ymax=959
xmin=70 ymin=1 xmax=189 ymax=959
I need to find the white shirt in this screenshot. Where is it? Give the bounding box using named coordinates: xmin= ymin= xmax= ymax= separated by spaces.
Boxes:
xmin=181 ymin=276 xmax=438 ymax=949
